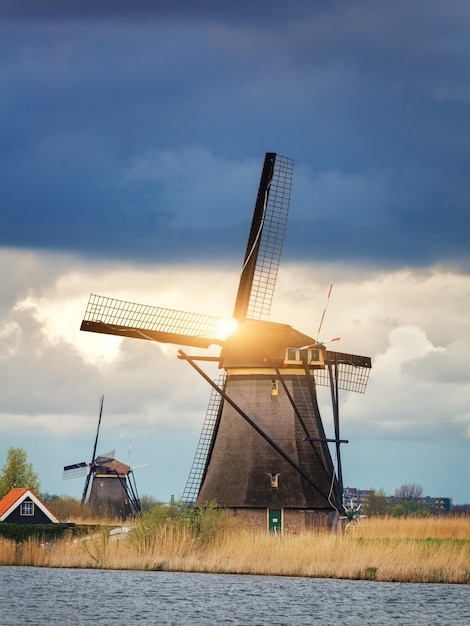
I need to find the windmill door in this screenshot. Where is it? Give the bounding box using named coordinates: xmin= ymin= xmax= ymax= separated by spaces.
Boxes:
xmin=268 ymin=509 xmax=282 ymax=533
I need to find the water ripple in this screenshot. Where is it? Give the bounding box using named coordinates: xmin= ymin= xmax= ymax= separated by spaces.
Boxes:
xmin=0 ymin=567 xmax=468 ymax=625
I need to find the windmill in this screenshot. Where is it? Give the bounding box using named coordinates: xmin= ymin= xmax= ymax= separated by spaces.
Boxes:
xmin=340 ymin=502 xmax=366 ymax=530
xmin=80 ymin=153 xmax=371 ymax=532
xmin=62 ymin=395 xmax=141 ymax=519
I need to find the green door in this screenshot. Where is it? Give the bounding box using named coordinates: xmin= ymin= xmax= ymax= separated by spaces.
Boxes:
xmin=268 ymin=508 xmax=282 ymax=533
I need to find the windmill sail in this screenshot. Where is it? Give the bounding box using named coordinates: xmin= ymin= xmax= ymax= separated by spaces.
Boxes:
xmin=81 ymin=394 xmax=105 ymax=505
xmin=233 ymin=153 xmax=294 ymax=322
xmin=81 ymin=294 xmax=223 ymax=348
xmin=62 ymin=450 xmax=115 ymax=480
xmin=62 ymin=462 xmax=88 ymax=480
xmin=316 ymin=351 xmax=372 ymax=394
xmin=181 ymin=373 xmax=226 ymax=506
xmin=80 ymin=154 xmax=294 ymax=344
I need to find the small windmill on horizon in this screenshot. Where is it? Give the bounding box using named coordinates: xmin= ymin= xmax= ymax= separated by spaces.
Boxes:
xmin=62 ymin=395 xmax=141 ymax=519
xmin=80 ymin=153 xmax=371 ymax=532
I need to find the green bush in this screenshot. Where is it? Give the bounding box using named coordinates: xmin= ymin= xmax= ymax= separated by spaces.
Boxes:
xmin=181 ymin=501 xmax=229 ymax=543
xmin=129 ymin=501 xmax=229 ymax=550
xmin=0 ymin=522 xmax=73 ymax=543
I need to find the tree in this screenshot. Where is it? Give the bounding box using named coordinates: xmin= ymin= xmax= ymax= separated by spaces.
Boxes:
xmin=365 ymin=488 xmax=389 ymax=516
xmin=0 ymin=447 xmax=41 ymax=498
xmin=394 ymin=483 xmax=423 ymax=499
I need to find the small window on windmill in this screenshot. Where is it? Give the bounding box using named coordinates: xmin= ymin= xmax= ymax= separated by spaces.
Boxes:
xmin=308 ymin=349 xmax=323 ymax=366
xmin=284 ymin=347 xmax=324 ymax=368
xmin=271 ymin=379 xmax=278 ymax=396
xmin=270 ymin=473 xmax=279 ymax=488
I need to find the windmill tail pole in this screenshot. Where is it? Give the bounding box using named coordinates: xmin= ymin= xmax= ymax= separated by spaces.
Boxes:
xmin=178 ymin=350 xmax=332 ymax=503
xmin=274 ymin=367 xmax=334 ymax=479
xmin=316 ymin=283 xmax=333 ymax=342
xmin=328 ymin=357 xmax=344 ymax=497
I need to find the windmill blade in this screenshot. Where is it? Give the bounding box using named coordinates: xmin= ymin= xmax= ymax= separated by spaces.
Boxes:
xmin=314 ymin=351 xmax=372 ymax=394
xmin=130 ymin=463 xmax=151 ymax=470
xmin=94 ymin=450 xmax=115 ymax=463
xmin=62 ymin=462 xmax=88 ymax=480
xmin=233 ymin=152 xmax=294 ymax=322
xmin=81 ymin=294 xmax=223 ymax=348
xmin=81 ymin=394 xmax=107 ymax=506
xmin=63 ymin=461 xmax=88 ymax=471
xmin=93 ymin=452 xmax=116 ymax=468
xmin=81 ymin=470 xmax=93 ymax=507
xmin=325 ymin=351 xmax=371 ymax=369
xmin=90 ymin=395 xmax=104 ymax=465
xmin=182 ymin=373 xmax=226 ymax=506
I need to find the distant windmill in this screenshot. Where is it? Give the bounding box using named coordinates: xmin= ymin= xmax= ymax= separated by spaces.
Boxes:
xmin=62 ymin=395 xmax=141 ymax=519
xmin=80 ymin=153 xmax=371 ymax=532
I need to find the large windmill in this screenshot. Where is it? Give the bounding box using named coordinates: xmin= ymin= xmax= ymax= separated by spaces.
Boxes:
xmin=63 ymin=396 xmax=141 ymax=519
xmin=80 ymin=153 xmax=371 ymax=532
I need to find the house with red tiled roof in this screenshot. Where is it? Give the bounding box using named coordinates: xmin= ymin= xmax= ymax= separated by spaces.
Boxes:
xmin=0 ymin=488 xmax=60 ymax=524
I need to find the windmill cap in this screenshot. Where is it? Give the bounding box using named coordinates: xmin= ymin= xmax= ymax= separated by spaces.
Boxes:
xmin=94 ymin=457 xmax=131 ymax=475
xmin=219 ymin=319 xmax=319 ymax=369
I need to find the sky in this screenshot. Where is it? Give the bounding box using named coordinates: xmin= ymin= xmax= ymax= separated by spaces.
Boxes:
xmin=1 ymin=0 xmax=469 ymax=505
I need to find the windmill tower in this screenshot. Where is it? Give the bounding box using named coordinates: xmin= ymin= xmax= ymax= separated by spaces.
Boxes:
xmin=80 ymin=153 xmax=371 ymax=532
xmin=62 ymin=396 xmax=141 ymax=519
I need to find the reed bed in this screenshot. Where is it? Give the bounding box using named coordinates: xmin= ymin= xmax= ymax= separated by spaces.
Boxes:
xmin=1 ymin=515 xmax=469 ymax=584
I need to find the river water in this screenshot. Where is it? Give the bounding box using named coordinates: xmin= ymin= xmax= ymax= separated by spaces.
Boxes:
xmin=0 ymin=567 xmax=468 ymax=625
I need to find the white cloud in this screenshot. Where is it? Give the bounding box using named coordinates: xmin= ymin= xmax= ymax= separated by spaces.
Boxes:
xmin=0 ymin=321 xmax=22 ymax=357
xmin=272 ymin=264 xmax=470 ymax=356
xmin=372 ymin=325 xmax=444 ymax=379
xmin=342 ymin=324 xmax=468 ymax=438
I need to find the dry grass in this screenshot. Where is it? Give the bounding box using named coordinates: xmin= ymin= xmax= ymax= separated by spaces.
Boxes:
xmin=1 ymin=515 xmax=469 ymax=584
xmin=353 ymin=515 xmax=469 ymax=540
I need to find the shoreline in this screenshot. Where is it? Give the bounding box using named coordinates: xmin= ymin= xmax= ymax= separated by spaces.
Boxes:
xmin=1 ymin=560 xmax=469 ymax=586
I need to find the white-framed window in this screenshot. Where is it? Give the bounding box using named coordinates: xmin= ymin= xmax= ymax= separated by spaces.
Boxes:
xmin=284 ymin=347 xmax=323 ymax=366
xmin=270 ymin=473 xmax=279 ymax=488
xmin=20 ymin=501 xmax=34 ymax=516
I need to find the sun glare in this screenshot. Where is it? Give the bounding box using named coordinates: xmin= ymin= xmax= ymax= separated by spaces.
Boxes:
xmin=217 ymin=318 xmax=238 ymax=340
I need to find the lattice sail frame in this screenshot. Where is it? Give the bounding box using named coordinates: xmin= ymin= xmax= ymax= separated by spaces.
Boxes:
xmin=62 ymin=462 xmax=88 ymax=480
xmin=315 ymin=351 xmax=372 ymax=394
xmin=247 ymin=154 xmax=294 ymax=320
xmin=62 ymin=450 xmax=116 ymax=480
xmin=181 ymin=373 xmax=226 ymax=506
xmin=81 ymin=294 xmax=222 ymax=347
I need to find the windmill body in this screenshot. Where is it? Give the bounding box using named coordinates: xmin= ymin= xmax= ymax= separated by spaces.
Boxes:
xmin=88 ymin=457 xmax=138 ymax=520
xmin=80 ymin=153 xmax=371 ymax=532
xmin=197 ymin=320 xmax=337 ymax=511
xmin=64 ymin=452 xmax=141 ymax=520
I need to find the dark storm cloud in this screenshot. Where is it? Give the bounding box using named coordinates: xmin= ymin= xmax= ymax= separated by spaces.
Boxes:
xmin=0 ymin=0 xmax=294 ymax=22
xmin=1 ymin=2 xmax=470 ymax=268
